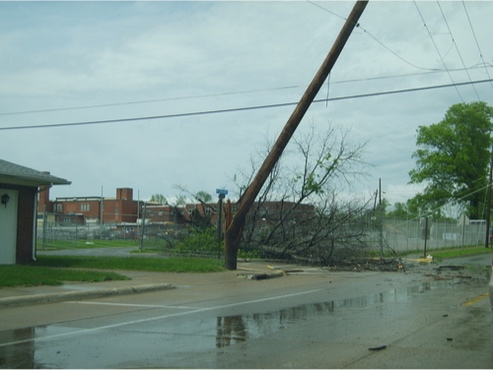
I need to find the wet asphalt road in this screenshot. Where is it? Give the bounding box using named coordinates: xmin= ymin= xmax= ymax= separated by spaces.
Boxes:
xmin=0 ymin=251 xmax=492 ymax=368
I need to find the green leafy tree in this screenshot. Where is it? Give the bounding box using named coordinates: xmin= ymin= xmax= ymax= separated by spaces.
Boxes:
xmin=409 ymin=101 xmax=493 ymax=219
xmin=149 ymin=193 xmax=168 ymax=205
xmin=386 ymin=200 xmax=420 ymax=219
xmin=195 ymin=191 xmax=212 ymax=203
xmin=175 ymin=228 xmax=217 ymax=255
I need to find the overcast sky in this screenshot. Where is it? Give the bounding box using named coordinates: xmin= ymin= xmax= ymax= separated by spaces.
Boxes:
xmin=1 ymin=1 xmax=492 ymax=205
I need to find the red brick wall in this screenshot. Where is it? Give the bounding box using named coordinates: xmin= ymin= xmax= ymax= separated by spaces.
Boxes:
xmin=37 ymin=186 xmax=52 ymax=213
xmin=116 ymin=188 xmax=133 ymax=201
xmin=144 ymin=205 xmax=178 ymax=223
xmin=57 ymin=200 xmax=101 ymax=220
xmin=119 ymin=200 xmax=138 ymax=223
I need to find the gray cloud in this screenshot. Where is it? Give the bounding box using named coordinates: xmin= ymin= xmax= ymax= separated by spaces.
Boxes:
xmin=0 ymin=1 xmax=491 ymax=205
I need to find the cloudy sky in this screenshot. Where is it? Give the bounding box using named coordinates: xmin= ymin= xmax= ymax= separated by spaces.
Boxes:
xmin=1 ymin=0 xmax=492 ymax=205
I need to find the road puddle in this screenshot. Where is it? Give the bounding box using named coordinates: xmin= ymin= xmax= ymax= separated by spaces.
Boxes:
xmin=0 ymin=279 xmax=484 ymax=368
xmin=215 ymin=284 xmax=431 ymax=348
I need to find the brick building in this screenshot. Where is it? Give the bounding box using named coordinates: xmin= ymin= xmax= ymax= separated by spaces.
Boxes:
xmin=39 ymin=187 xmax=139 ymax=225
xmin=142 ymin=200 xmax=315 ymax=226
xmin=38 ymin=185 xmax=315 ymax=233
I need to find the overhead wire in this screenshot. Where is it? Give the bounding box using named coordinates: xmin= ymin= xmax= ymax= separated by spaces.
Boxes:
xmin=1 ymin=65 xmax=489 ymax=117
xmin=0 ymin=85 xmax=300 ymax=117
xmin=437 ymin=1 xmax=480 ymax=100
xmin=461 ymin=0 xmax=493 ymax=89
xmin=308 ymin=0 xmax=451 ymax=72
xmin=413 ymin=1 xmax=464 ymax=102
xmin=2 ymin=1 xmax=489 ymax=126
xmin=1 ymin=79 xmax=491 ymax=132
xmin=398 ymin=180 xmax=491 ymax=223
xmin=307 ymin=0 xmax=491 ymax=102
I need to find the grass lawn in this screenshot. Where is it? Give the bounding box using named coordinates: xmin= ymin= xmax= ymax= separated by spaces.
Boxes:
xmin=35 ymin=255 xmax=225 ymax=273
xmin=424 ymin=246 xmax=493 ymax=260
xmin=37 ymin=239 xmax=140 ymax=250
xmin=0 ymin=255 xmax=225 ymax=289
xmin=0 ymin=265 xmax=130 ymax=288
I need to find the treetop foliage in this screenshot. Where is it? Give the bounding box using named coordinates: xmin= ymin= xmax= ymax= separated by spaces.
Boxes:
xmin=409 ymin=101 xmax=493 ymax=218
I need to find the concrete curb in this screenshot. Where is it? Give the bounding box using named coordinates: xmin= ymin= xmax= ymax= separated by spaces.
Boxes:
xmin=0 ymin=283 xmax=175 ymax=309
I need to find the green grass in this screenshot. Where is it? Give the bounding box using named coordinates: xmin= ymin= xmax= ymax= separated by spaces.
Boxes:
xmin=0 ymin=255 xmax=225 ymax=289
xmin=35 ymin=255 xmax=225 ymax=273
xmin=369 ymin=245 xmax=493 ymax=260
xmin=37 ymin=239 xmax=139 ymax=250
xmin=0 ymin=265 xmax=130 ymax=288
xmin=424 ymin=246 xmax=493 ymax=260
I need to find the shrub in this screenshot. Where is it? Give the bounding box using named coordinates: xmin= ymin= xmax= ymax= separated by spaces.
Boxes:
xmin=174 ymin=228 xmax=218 ymax=255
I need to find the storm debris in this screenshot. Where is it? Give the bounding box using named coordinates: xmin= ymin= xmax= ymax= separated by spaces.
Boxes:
xmin=368 ymin=345 xmax=387 ymax=351
xmin=322 ymin=258 xmax=406 ymax=272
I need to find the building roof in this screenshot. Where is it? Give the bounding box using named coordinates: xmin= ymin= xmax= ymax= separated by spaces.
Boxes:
xmin=0 ymin=158 xmax=71 ymax=187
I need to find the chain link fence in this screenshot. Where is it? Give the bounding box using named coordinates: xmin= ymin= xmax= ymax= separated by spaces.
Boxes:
xmin=36 ymin=218 xmax=185 ymax=251
xmin=368 ymin=217 xmax=488 ymax=255
xmin=36 ymin=213 xmax=489 ymax=255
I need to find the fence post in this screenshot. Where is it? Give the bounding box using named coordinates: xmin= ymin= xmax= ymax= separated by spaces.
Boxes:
xmin=42 ymin=204 xmax=47 ymax=251
xmin=423 ymin=217 xmax=428 ymax=258
xmin=140 ymin=202 xmax=147 ymax=252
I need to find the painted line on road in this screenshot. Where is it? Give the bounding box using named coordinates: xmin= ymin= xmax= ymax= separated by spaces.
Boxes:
xmin=0 ymin=288 xmax=323 ymax=348
xmin=67 ymin=301 xmax=197 ymax=310
xmin=462 ymin=292 xmax=489 ymax=307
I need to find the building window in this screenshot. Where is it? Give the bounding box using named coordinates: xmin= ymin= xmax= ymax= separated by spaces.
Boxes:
xmin=115 ymin=206 xmax=119 ymax=215
xmin=55 ymin=203 xmax=63 ymax=212
xmin=81 ymin=203 xmax=90 ymax=212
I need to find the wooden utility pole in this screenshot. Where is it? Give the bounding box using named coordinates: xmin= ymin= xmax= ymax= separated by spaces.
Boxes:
xmin=223 ymin=0 xmax=369 ymax=270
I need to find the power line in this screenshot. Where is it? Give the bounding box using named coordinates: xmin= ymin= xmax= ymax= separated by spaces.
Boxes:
xmin=437 ymin=1 xmax=480 ymax=100
xmin=0 ymin=85 xmax=300 ymax=117
xmin=413 ymin=1 xmax=464 ymax=102
xmin=307 ymin=0 xmax=347 ymax=21
xmin=461 ymin=0 xmax=493 ymax=89
xmin=308 ymin=0 xmax=452 ymax=72
xmin=1 ymin=78 xmax=491 ymax=132
xmin=1 ymin=65 xmax=489 ymax=117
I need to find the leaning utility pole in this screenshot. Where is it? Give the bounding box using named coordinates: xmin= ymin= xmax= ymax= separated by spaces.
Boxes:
xmin=223 ymin=0 xmax=369 ymax=270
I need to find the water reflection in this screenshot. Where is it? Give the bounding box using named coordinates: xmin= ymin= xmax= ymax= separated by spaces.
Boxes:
xmin=0 ymin=280 xmax=468 ymax=367
xmin=216 ymin=316 xmax=247 ymax=347
xmin=215 ymin=288 xmax=412 ymax=348
xmin=214 ymin=281 xmax=460 ymax=349
xmin=0 ymin=327 xmax=36 ymax=368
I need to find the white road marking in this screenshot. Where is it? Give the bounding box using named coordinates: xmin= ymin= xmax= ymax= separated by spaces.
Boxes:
xmin=67 ymin=301 xmax=197 ymax=309
xmin=0 ymin=289 xmax=323 ymax=348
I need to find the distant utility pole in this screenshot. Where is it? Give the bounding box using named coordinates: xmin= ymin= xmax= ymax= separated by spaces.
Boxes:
xmin=378 ymin=178 xmax=383 ymax=256
xmin=223 ymin=0 xmax=369 ymax=270
xmin=140 ymin=202 xmax=147 ymax=252
xmin=485 ymin=144 xmax=493 ymax=248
